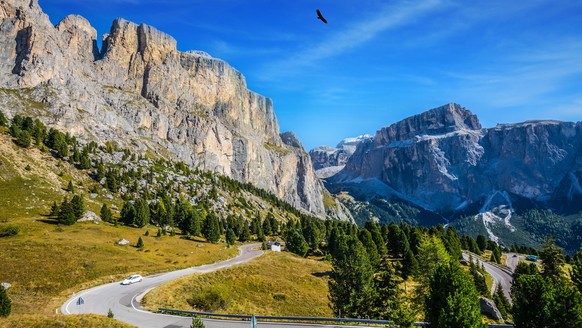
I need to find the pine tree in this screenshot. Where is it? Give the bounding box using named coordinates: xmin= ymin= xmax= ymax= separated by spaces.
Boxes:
xmin=107 ymin=308 xmax=114 ymax=318
xmin=133 ymin=198 xmax=150 ymax=228
xmin=492 ymin=285 xmax=510 ymax=320
xmin=262 ymin=216 xmax=272 ymax=236
xmin=400 ymin=249 xmax=418 ymax=280
xmin=239 ymin=223 xmax=251 ymax=242
xmin=372 ymin=256 xmax=414 ymax=326
xmin=120 ymin=202 xmax=136 ymax=226
xmin=15 ymin=130 xmax=31 ymax=148
xmin=572 ymin=248 xmax=582 ymax=293
xmin=70 ymin=195 xmax=84 ymax=220
xmin=66 ymin=180 xmax=75 ymax=193
xmin=328 ymin=235 xmax=376 ymax=318
xmin=100 ymin=204 xmax=113 ymax=223
xmin=476 ymin=235 xmax=487 ymax=254
xmin=470 ymin=259 xmax=489 ymax=296
xmin=79 ymin=153 xmax=92 ymax=169
xmin=425 ymin=261 xmax=482 ymax=328
xmin=512 ymin=273 xmax=554 ymax=328
xmin=285 ymin=229 xmax=309 ymax=257
xmin=50 ymin=201 xmax=60 ymax=216
xmin=358 ymin=229 xmax=380 ymax=267
xmin=0 ymin=110 xmax=7 ymax=127
xmin=540 ymin=237 xmax=565 ymax=280
xmin=0 ymin=285 xmax=11 ymax=317
xmin=137 ymin=236 xmax=144 ymax=249
xmin=226 ymin=228 xmax=236 ymax=246
xmin=58 ymin=197 xmax=77 ymax=225
xmin=202 ymin=213 xmax=220 ymax=243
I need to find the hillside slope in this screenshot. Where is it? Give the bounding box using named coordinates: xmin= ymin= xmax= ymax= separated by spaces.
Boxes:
xmin=0 ymin=0 xmax=354 ymax=219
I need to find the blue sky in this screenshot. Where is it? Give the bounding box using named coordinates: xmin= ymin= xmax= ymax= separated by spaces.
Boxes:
xmin=40 ymin=0 xmax=582 ymax=150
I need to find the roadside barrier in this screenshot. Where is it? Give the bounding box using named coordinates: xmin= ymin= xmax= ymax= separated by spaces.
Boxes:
xmin=159 ymin=308 xmax=514 ymax=327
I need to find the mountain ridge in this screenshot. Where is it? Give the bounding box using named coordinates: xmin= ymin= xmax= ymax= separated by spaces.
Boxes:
xmin=0 ymin=0 xmax=352 ymax=220
xmin=314 ymin=103 xmax=582 ymax=249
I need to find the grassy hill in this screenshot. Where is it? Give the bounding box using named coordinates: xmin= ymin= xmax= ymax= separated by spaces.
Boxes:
xmin=143 ymin=251 xmax=333 ymax=317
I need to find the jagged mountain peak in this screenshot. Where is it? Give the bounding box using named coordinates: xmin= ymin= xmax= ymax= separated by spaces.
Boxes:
xmin=375 ymin=103 xmax=481 ymax=145
xmin=0 ymin=0 xmax=357 ymax=219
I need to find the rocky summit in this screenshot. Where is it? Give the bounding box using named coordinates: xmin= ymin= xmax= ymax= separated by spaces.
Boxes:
xmin=321 ymin=103 xmax=582 ymax=243
xmin=0 ymin=0 xmax=354 ymax=218
xmin=309 ymin=134 xmax=372 ymax=179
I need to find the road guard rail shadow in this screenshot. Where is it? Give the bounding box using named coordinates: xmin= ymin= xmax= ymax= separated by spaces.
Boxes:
xmin=159 ymin=308 xmax=514 ymax=327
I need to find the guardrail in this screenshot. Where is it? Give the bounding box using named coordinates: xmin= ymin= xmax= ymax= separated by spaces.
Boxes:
xmin=462 ymin=250 xmax=514 ymax=275
xmin=159 ymin=308 xmax=514 ymax=327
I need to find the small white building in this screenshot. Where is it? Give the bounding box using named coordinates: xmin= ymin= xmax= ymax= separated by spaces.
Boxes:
xmin=271 ymin=242 xmax=281 ymax=252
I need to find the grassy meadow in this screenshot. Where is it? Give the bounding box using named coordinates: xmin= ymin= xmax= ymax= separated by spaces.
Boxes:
xmin=0 ymin=134 xmax=238 ymax=324
xmin=143 ymin=251 xmax=334 ymax=317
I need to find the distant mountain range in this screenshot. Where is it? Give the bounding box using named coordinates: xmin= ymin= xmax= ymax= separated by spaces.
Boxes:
xmin=310 ymin=103 xmax=582 ymax=252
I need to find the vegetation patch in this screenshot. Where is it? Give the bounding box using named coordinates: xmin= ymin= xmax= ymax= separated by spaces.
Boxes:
xmin=0 ymin=314 xmax=135 ymax=328
xmin=144 ymin=251 xmax=333 ymax=317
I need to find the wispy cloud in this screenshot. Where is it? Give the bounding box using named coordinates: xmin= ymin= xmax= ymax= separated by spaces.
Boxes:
xmin=260 ymin=0 xmax=446 ymax=79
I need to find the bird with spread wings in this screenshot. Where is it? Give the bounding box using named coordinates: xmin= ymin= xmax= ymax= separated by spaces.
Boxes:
xmin=316 ymin=9 xmax=328 ymax=24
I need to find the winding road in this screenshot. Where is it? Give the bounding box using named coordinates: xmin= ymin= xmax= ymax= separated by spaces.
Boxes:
xmin=462 ymin=251 xmax=513 ymax=302
xmin=62 ymin=244 xmax=266 ymax=328
xmin=61 ymin=244 xmax=378 ymax=328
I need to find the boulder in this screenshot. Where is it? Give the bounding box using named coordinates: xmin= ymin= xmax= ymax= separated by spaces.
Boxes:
xmin=479 ymin=297 xmax=504 ymax=322
xmin=117 ymin=238 xmax=130 ymax=245
xmin=77 ymin=210 xmax=101 ymax=222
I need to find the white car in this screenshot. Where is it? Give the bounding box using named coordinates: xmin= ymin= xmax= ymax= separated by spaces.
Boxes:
xmin=121 ymin=274 xmax=143 ymax=285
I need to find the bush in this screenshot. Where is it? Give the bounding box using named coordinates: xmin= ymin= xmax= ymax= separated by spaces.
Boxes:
xmin=15 ymin=130 xmax=31 ymax=148
xmin=191 ymin=316 xmax=205 ymax=328
xmin=187 ymin=288 xmax=230 ymax=312
xmin=0 ymin=225 xmax=20 ymax=238
xmin=0 ymin=285 xmax=10 ymax=317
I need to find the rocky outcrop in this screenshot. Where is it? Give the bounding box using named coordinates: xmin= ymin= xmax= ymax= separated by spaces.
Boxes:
xmin=479 ymin=297 xmax=504 ymax=322
xmin=328 ymin=103 xmax=582 ymax=215
xmin=0 ymin=0 xmax=327 ymax=216
xmin=309 ymin=134 xmax=372 ymax=178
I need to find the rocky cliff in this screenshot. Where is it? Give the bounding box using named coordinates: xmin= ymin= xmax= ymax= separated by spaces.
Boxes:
xmin=330 ymin=103 xmax=582 ymax=211
xmin=309 ymin=134 xmax=372 ymax=178
xmin=324 ymin=103 xmax=582 ymax=241
xmin=0 ymin=0 xmax=341 ymax=217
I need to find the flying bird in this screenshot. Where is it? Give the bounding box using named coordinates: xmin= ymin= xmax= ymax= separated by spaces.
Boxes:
xmin=316 ymin=9 xmax=328 ymax=24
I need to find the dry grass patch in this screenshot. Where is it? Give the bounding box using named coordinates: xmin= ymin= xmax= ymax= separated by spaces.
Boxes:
xmin=144 ymin=251 xmax=333 ymax=317
xmin=0 ymin=314 xmax=135 ymax=328
xmin=0 ymin=217 xmax=238 ymax=316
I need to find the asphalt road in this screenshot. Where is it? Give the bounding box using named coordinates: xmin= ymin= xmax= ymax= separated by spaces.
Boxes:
xmin=61 ymin=244 xmax=268 ymax=328
xmin=61 ymin=244 xmax=382 ymax=328
xmin=462 ymin=252 xmax=513 ymax=303
xmin=504 ymin=252 xmax=522 ymax=272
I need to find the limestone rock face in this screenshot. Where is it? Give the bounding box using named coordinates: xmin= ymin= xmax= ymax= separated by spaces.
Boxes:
xmin=0 ymin=0 xmax=327 ymax=216
xmin=309 ymin=134 xmax=373 ymax=178
xmin=327 ymin=103 xmax=582 ymax=213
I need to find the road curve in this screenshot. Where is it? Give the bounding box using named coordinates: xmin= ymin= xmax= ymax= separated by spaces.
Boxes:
xmin=462 ymin=252 xmax=513 ymax=303
xmin=61 ymin=243 xmax=266 ymax=328
xmin=61 ymin=244 xmax=383 ymax=328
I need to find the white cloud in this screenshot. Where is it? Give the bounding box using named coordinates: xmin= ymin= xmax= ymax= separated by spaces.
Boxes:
xmin=260 ymin=0 xmax=446 ymax=79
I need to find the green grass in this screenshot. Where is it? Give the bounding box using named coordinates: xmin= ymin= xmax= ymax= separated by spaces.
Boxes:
xmin=0 ymin=134 xmax=239 ymax=318
xmin=143 ymin=251 xmax=333 ymax=317
xmin=0 ymin=218 xmax=238 ymax=316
